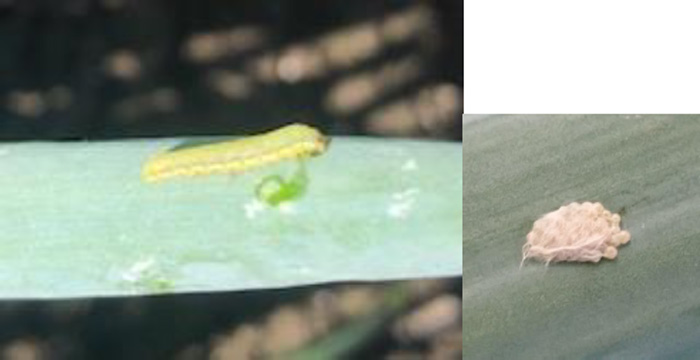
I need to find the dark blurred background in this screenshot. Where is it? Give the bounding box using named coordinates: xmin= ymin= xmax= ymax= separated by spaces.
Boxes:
xmin=0 ymin=0 xmax=462 ymax=359
xmin=0 ymin=0 xmax=462 ymax=141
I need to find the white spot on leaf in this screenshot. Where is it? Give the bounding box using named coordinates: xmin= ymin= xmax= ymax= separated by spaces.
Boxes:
xmin=401 ymin=159 xmax=418 ymax=171
xmin=278 ymin=202 xmax=297 ymax=215
xmin=388 ymin=188 xmax=420 ymax=219
xmin=121 ymin=257 xmax=156 ymax=283
xmin=244 ymin=199 xmax=266 ymax=219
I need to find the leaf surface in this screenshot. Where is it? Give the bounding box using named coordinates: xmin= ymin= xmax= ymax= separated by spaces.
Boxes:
xmin=464 ymin=115 xmax=700 ymax=359
xmin=0 ymin=137 xmax=460 ymax=299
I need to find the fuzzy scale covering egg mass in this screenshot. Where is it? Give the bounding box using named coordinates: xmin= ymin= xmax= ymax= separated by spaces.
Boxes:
xmin=521 ymin=202 xmax=630 ymax=266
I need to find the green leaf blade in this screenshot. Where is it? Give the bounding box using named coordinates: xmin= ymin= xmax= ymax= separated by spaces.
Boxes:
xmin=0 ymin=137 xmax=460 ymax=299
xmin=464 ymin=116 xmax=700 ymax=359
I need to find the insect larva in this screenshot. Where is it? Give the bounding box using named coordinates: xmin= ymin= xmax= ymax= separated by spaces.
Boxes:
xmin=141 ymin=123 xmax=329 ymax=182
xmin=521 ymin=202 xmax=631 ymax=266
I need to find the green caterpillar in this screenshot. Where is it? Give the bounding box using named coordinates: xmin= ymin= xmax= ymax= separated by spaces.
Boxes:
xmin=142 ymin=123 xmax=329 ymax=182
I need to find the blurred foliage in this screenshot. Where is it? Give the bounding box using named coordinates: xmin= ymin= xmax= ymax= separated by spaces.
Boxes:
xmin=0 ymin=0 xmax=462 ymax=141
xmin=0 ymin=279 xmax=462 ymax=359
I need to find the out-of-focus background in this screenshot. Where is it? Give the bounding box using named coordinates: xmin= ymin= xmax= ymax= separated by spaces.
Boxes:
xmin=0 ymin=0 xmax=462 ymax=358
xmin=0 ymin=0 xmax=462 ymax=140
xmin=0 ymin=280 xmax=462 ymax=359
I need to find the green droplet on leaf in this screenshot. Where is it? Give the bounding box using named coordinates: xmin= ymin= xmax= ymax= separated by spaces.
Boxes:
xmin=255 ymin=162 xmax=309 ymax=206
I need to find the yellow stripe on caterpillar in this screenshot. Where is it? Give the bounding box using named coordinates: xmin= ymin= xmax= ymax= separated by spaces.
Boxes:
xmin=141 ymin=123 xmax=329 ymax=182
